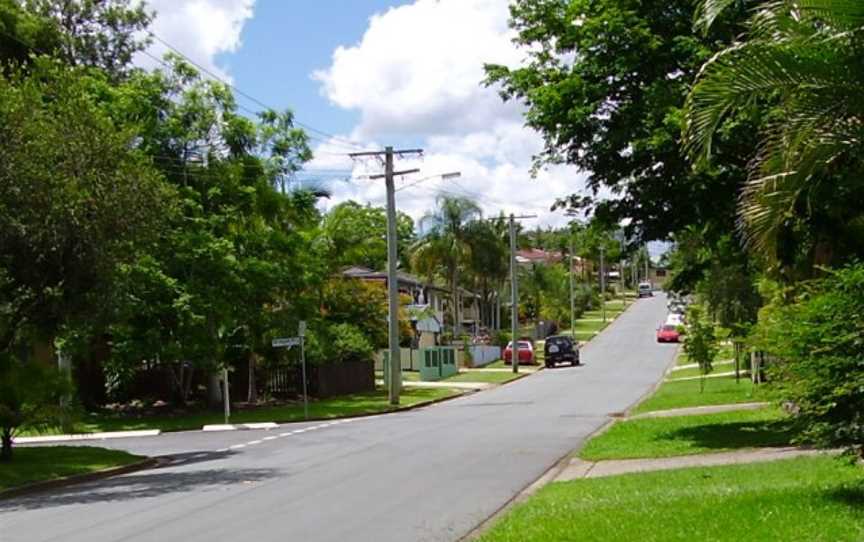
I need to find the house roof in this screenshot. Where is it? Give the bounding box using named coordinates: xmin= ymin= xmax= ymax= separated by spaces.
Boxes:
xmin=341 ymin=266 xmax=448 ymax=291
xmin=516 ymin=248 xmax=563 ymax=264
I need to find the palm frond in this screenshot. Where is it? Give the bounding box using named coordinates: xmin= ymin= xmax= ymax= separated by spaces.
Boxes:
xmin=683 ymin=39 xmax=852 ymax=163
xmin=694 ymin=0 xmax=744 ymax=34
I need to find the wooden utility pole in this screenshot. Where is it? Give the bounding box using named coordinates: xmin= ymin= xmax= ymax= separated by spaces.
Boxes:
xmin=349 ymin=147 xmax=422 ymax=405
xmin=569 ymin=238 xmax=576 ymax=338
xmin=504 ymin=214 xmax=537 ymax=374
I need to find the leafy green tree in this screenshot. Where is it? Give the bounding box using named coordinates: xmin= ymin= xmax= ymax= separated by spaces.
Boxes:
xmin=751 ymin=263 xmax=864 ymax=458
xmin=412 ymin=196 xmax=482 ymax=334
xmin=485 ymin=0 xmax=754 ymax=243
xmin=102 ymin=57 xmax=318 ymax=404
xmin=684 ymin=0 xmax=864 ymax=275
xmin=0 ymin=354 xmax=73 ymax=461
xmin=0 ymin=59 xmax=168 ymax=356
xmin=683 ymin=304 xmax=718 ymax=393
xmin=667 ymin=228 xmax=761 ymax=334
xmin=321 ymin=201 xmax=415 ymax=272
xmin=321 ymin=278 xmax=389 ymax=349
xmin=0 ymin=0 xmax=152 ymax=78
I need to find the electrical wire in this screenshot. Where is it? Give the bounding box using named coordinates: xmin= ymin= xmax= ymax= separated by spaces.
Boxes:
xmin=148 ymin=32 xmax=367 ymax=152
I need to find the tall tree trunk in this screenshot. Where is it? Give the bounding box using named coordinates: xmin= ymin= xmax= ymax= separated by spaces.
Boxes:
xmin=1 ymin=428 xmax=13 ymax=462
xmin=247 ymin=351 xmax=258 ymax=403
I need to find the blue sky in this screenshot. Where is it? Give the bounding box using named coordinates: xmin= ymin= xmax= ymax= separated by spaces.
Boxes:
xmin=216 ymin=1 xmax=413 ymax=138
xmin=141 ymin=0 xmax=592 ymax=228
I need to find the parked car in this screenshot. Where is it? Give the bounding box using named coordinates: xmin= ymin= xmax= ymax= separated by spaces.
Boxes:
xmin=503 ymin=340 xmax=535 ymax=365
xmin=544 ymin=335 xmax=580 ymax=368
xmin=638 ymin=282 xmax=653 ymax=298
xmin=656 ymin=324 xmax=681 ymax=343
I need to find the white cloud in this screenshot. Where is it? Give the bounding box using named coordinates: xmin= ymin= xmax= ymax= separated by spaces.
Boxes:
xmin=137 ymin=0 xmax=256 ymax=81
xmin=312 ymin=0 xmax=590 ymax=228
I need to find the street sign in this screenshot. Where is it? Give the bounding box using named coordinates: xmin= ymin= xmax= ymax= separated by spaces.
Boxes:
xmin=298 ymin=320 xmax=306 ymax=338
xmin=272 ymin=337 xmax=301 ymax=348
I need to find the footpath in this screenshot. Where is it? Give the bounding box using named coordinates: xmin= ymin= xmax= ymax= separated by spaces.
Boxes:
xmin=556 ymin=400 xmax=827 ymax=481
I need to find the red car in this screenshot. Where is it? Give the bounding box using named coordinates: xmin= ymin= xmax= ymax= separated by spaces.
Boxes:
xmin=503 ymin=341 xmax=536 ymax=365
xmin=656 ymin=324 xmax=681 ymax=343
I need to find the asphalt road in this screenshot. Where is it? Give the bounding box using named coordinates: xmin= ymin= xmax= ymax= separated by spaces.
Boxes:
xmin=2 ymin=294 xmax=676 ymax=542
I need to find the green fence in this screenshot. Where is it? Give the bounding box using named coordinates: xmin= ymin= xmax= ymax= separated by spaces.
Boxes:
xmin=419 ymin=347 xmax=458 ymax=382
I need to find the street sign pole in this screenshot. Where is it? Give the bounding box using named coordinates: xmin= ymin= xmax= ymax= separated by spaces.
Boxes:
xmin=299 ymin=321 xmax=309 ymax=420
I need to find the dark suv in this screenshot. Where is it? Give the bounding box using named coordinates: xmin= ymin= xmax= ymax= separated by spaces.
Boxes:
xmin=544 ymin=335 xmax=580 ymax=368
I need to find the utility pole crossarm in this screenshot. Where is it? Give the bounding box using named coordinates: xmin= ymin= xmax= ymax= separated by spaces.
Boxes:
xmin=348 ymin=148 xmax=423 ymax=158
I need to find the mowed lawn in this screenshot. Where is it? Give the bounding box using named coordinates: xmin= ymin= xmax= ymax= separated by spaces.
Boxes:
xmin=580 ymin=407 xmax=792 ymax=460
xmin=478 ymin=456 xmax=864 ymax=542
xmin=0 ymin=446 xmax=143 ymax=490
xmin=632 ymin=375 xmax=766 ymax=414
xmin=22 ymin=387 xmax=462 ymax=436
xmin=445 ymin=370 xmax=525 ymax=384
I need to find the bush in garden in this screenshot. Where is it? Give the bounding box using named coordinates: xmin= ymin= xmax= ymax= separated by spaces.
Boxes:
xmin=751 ymin=264 xmax=864 ymax=458
xmin=0 ymin=355 xmax=75 ymax=461
xmin=329 ymin=323 xmax=374 ymax=364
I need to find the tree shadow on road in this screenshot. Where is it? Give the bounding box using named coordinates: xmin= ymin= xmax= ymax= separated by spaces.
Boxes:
xmin=0 ymin=450 xmax=283 ymax=512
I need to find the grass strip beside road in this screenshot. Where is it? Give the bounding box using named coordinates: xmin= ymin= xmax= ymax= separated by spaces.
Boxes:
xmin=445 ymin=371 xmax=525 ymax=384
xmin=477 ymin=456 xmax=864 ymax=542
xmin=580 ymin=407 xmax=791 ymax=461
xmin=632 ymin=375 xmax=765 ymax=414
xmin=25 ymin=387 xmax=462 ymax=436
xmin=0 ymin=446 xmax=143 ymax=491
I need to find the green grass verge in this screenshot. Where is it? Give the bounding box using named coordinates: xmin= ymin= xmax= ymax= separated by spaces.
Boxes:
xmin=445 ymin=371 xmax=524 ymax=384
xmin=25 ymin=387 xmax=462 ymax=436
xmin=0 ymin=446 xmax=143 ymax=491
xmin=633 ymin=375 xmax=765 ymax=414
xmin=580 ymin=407 xmax=791 ymax=460
xmin=477 ymin=456 xmax=864 ymax=542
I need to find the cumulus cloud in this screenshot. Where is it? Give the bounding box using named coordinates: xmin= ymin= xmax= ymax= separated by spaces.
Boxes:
xmin=137 ymin=0 xmax=256 ymax=81
xmin=313 ymin=0 xmax=522 ymax=139
xmin=312 ymin=0 xmax=589 ymax=227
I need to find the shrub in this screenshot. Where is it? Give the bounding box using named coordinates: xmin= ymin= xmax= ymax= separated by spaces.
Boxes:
xmin=751 ymin=264 xmax=864 ymax=458
xmin=329 ymin=323 xmax=374 ymax=364
xmin=0 ymin=355 xmax=75 ymax=461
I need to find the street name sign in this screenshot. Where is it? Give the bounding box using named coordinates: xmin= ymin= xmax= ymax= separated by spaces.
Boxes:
xmin=272 ymin=337 xmax=301 ymax=348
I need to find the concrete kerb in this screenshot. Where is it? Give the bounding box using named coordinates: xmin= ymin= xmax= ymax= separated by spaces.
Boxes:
xmin=13 ymin=429 xmax=161 ymax=445
xmin=0 ymin=456 xmax=160 ymax=501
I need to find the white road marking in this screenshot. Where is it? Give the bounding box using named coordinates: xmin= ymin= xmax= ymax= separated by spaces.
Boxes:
xmin=247 ymin=440 xmax=263 ymax=445
xmin=263 ymin=436 xmax=278 ymax=441
xmin=229 ymin=444 xmax=246 ymax=449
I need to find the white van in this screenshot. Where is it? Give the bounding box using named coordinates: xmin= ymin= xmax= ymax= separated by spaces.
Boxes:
xmin=637 ymin=282 xmax=653 ymax=298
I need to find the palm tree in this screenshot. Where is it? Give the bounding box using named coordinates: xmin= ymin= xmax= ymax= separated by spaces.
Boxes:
xmin=464 ymin=219 xmax=509 ymax=329
xmin=683 ymin=0 xmax=864 ymax=270
xmin=411 ymin=195 xmax=482 ymax=336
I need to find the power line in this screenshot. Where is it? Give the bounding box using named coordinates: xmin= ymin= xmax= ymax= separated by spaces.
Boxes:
xmin=148 ymin=32 xmax=367 ymax=152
